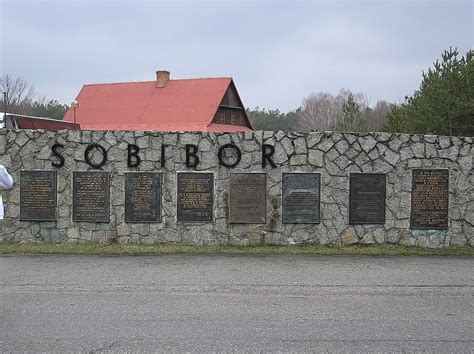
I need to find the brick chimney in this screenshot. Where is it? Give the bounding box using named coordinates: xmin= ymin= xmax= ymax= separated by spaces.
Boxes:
xmin=156 ymin=70 xmax=170 ymax=88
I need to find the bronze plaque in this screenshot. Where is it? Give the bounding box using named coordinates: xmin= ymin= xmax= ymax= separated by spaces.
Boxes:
xmin=411 ymin=169 xmax=449 ymax=229
xmin=282 ymin=173 xmax=320 ymax=224
xmin=229 ymin=173 xmax=266 ymax=223
xmin=20 ymin=170 xmax=57 ymax=221
xmin=73 ymin=171 xmax=110 ymax=222
xmin=177 ymin=172 xmax=213 ymax=222
xmin=349 ymin=174 xmax=386 ymax=224
xmin=125 ymin=172 xmax=161 ymax=223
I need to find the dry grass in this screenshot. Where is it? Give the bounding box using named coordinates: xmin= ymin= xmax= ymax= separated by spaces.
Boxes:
xmin=0 ymin=244 xmax=472 ymax=256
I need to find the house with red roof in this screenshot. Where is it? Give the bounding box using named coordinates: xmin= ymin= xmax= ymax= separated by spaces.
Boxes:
xmin=63 ymin=71 xmax=253 ymax=132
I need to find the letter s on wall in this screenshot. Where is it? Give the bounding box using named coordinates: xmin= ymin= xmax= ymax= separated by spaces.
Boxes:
xmin=51 ymin=143 xmax=65 ymax=168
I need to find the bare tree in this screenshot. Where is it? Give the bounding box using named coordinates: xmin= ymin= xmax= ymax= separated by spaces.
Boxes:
xmin=365 ymin=100 xmax=392 ymax=131
xmin=0 ymin=75 xmax=36 ymax=115
xmin=297 ymin=89 xmax=370 ymax=131
xmin=297 ymin=92 xmax=342 ymax=131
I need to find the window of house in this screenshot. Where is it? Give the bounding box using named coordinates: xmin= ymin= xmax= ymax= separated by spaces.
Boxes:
xmin=231 ymin=112 xmax=240 ymax=125
xmin=225 ymin=111 xmax=231 ymax=125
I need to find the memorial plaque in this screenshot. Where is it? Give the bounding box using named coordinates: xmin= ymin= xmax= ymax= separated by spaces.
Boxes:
xmin=73 ymin=171 xmax=110 ymax=222
xmin=282 ymin=173 xmax=320 ymax=224
xmin=229 ymin=173 xmax=266 ymax=223
xmin=411 ymin=169 xmax=449 ymax=229
xmin=177 ymin=172 xmax=213 ymax=222
xmin=20 ymin=170 xmax=57 ymax=221
xmin=349 ymin=173 xmax=386 ymax=224
xmin=125 ymin=172 xmax=161 ymax=223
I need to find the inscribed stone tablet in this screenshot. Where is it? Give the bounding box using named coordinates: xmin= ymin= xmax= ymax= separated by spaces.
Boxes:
xmin=282 ymin=173 xmax=320 ymax=223
xmin=349 ymin=173 xmax=386 ymax=224
xmin=125 ymin=172 xmax=161 ymax=223
xmin=73 ymin=171 xmax=110 ymax=222
xmin=20 ymin=170 xmax=57 ymax=221
xmin=177 ymin=172 xmax=213 ymax=222
xmin=411 ymin=169 xmax=449 ymax=229
xmin=229 ymin=173 xmax=266 ymax=223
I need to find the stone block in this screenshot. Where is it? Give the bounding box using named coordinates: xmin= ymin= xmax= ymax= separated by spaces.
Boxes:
xmin=289 ymin=154 xmax=307 ymax=166
xmin=263 ymin=131 xmax=274 ymax=140
xmin=359 ymin=136 xmax=377 ymax=153
xmin=399 ymin=230 xmax=413 ymax=246
xmin=280 ymin=137 xmax=294 ymax=155
xmin=335 ymin=139 xmax=349 ymax=155
xmin=0 ymin=135 xmax=5 ymax=155
xmin=307 ymin=132 xmax=322 ymax=148
xmin=341 ymin=227 xmax=358 ymax=245
xmin=411 ymin=142 xmax=424 ymax=158
xmin=388 ymin=137 xmax=403 ymax=151
xmin=318 ymin=138 xmax=334 ymax=152
xmin=272 ymin=131 xmax=284 ymax=141
xmin=360 ymin=232 xmax=375 ymax=244
xmin=247 ymin=230 xmax=264 ymax=245
xmin=438 ymin=136 xmax=451 ymax=149
xmin=400 ymin=147 xmax=414 ymax=160
xmin=294 ymin=137 xmax=307 ymax=154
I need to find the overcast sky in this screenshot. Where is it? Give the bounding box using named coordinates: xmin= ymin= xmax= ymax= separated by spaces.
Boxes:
xmin=1 ymin=0 xmax=472 ymax=111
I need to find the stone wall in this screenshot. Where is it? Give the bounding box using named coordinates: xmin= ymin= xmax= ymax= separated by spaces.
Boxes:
xmin=0 ymin=129 xmax=472 ymax=247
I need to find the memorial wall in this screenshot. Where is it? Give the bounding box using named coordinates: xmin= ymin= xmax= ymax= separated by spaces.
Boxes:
xmin=0 ymin=129 xmax=472 ymax=247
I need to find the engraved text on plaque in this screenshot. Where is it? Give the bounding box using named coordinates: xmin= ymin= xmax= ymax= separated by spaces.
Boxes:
xmin=411 ymin=169 xmax=449 ymax=229
xmin=177 ymin=172 xmax=213 ymax=222
xmin=20 ymin=170 xmax=57 ymax=221
xmin=282 ymin=173 xmax=320 ymax=223
xmin=73 ymin=171 xmax=110 ymax=222
xmin=125 ymin=172 xmax=161 ymax=223
xmin=229 ymin=173 xmax=266 ymax=223
xmin=349 ymin=173 xmax=386 ymax=224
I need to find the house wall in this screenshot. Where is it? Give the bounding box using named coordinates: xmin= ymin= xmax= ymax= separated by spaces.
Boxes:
xmin=212 ymin=82 xmax=252 ymax=128
xmin=0 ymin=129 xmax=472 ymax=247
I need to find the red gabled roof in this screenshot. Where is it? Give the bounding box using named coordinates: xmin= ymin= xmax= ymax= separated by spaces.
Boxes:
xmin=4 ymin=113 xmax=80 ymax=130
xmin=63 ymin=77 xmax=253 ymax=132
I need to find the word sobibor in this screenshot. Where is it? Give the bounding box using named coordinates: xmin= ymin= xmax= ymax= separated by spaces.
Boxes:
xmin=51 ymin=143 xmax=278 ymax=169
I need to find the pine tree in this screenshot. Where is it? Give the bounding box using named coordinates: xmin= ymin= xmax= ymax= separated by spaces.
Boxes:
xmin=384 ymin=48 xmax=474 ymax=136
xmin=337 ymin=92 xmax=368 ymax=132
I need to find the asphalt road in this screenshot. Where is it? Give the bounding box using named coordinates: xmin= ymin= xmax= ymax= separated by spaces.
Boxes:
xmin=0 ymin=254 xmax=473 ymax=352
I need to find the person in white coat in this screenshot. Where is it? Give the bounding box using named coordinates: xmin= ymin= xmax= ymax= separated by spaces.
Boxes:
xmin=0 ymin=165 xmax=13 ymax=220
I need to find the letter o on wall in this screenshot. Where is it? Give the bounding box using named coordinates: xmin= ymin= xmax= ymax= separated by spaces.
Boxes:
xmin=84 ymin=143 xmax=107 ymax=168
xmin=218 ymin=143 xmax=241 ymax=168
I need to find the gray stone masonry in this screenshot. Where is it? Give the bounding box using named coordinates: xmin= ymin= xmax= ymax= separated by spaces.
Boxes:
xmin=0 ymin=130 xmax=472 ymax=247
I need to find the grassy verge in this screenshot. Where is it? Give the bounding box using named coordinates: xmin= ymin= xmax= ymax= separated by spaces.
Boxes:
xmin=0 ymin=244 xmax=472 ymax=256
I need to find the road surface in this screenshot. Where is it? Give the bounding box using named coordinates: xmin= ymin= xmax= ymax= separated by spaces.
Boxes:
xmin=1 ymin=254 xmax=473 ymax=351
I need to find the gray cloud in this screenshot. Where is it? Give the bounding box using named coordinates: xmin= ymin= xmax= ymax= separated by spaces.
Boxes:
xmin=1 ymin=0 xmax=472 ymax=111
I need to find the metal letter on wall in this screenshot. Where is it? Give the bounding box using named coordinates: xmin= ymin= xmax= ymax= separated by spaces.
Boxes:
xmin=72 ymin=171 xmax=110 ymax=222
xmin=229 ymin=173 xmax=266 ymax=223
xmin=125 ymin=172 xmax=161 ymax=223
xmin=20 ymin=170 xmax=57 ymax=221
xmin=177 ymin=172 xmax=213 ymax=222
xmin=282 ymin=173 xmax=320 ymax=224
xmin=411 ymin=169 xmax=449 ymax=229
xmin=349 ymin=173 xmax=386 ymax=224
